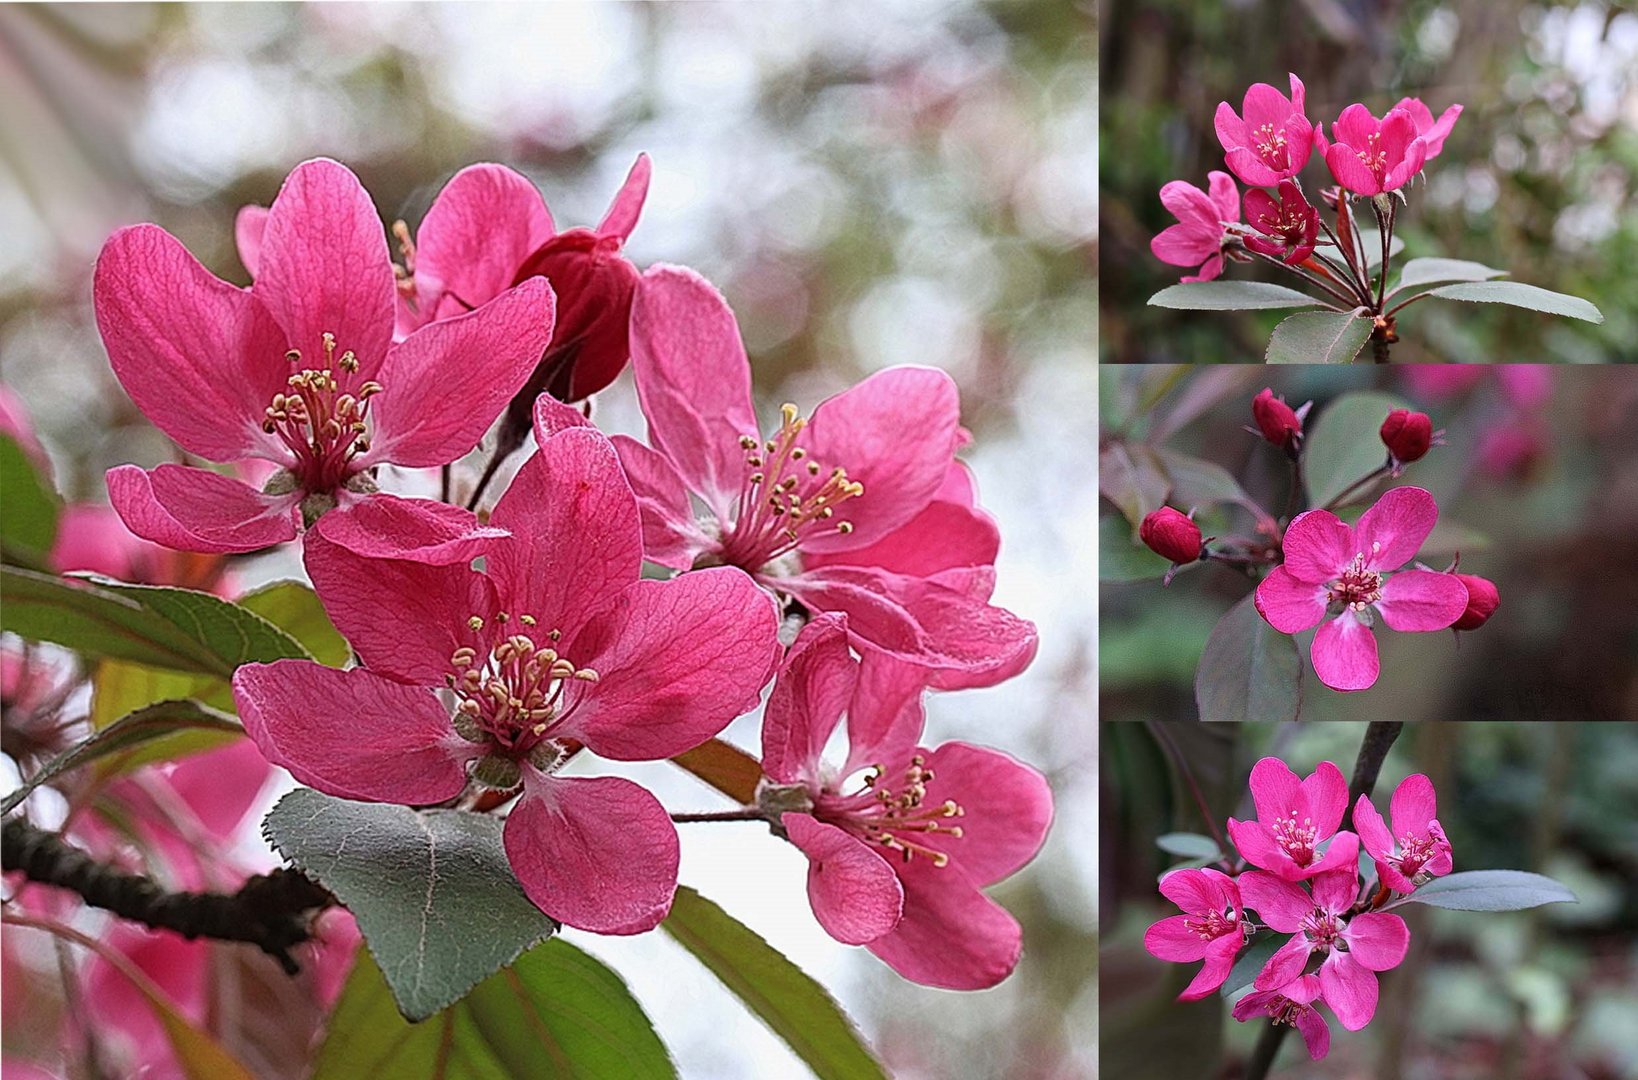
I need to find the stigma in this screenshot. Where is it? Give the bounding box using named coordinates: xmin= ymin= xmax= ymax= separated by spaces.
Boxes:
xmin=718 ymin=404 xmax=865 ymax=570
xmin=261 ymin=332 xmax=381 ymax=492
xmin=444 ymin=612 xmax=598 ymax=755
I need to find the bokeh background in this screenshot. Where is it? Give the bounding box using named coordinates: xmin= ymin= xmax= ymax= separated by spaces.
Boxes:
xmin=0 ymin=3 xmax=1097 ymax=1077
xmin=1101 ymin=365 xmax=1638 ymax=724
xmin=1098 ymin=0 xmax=1638 ymax=363
xmin=1101 ymin=721 xmax=1638 ymax=1078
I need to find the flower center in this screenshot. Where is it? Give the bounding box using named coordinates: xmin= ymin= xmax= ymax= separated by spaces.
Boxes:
xmin=1185 ymin=908 xmax=1238 ymax=941
xmin=813 ymin=755 xmax=964 ymax=867
xmin=1269 ymin=810 xmax=1319 ymax=865
xmin=1355 ymin=132 xmax=1390 ymax=179
xmin=1271 ymin=997 xmax=1311 ymax=1027
xmin=261 ymin=332 xmax=381 ymax=493
xmin=1253 ymin=122 xmax=1290 ymax=170
xmin=1395 ymin=832 xmax=1435 ymax=877
xmin=1300 ymin=910 xmax=1345 ymax=951
xmin=444 ymin=613 xmax=599 ymax=757
xmin=1328 ymin=553 xmax=1383 ymax=610
xmin=717 ymin=403 xmax=864 ymax=571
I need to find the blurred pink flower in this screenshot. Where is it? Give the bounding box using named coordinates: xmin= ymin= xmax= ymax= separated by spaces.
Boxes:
xmin=1244 ymin=180 xmax=1319 ymax=266
xmin=1353 ymin=773 xmax=1453 ymax=894
xmin=1322 ymin=105 xmax=1427 ymax=195
xmin=1391 ymin=97 xmax=1462 ymax=160
xmin=1151 ymin=172 xmax=1240 ymax=283
xmin=0 ymin=383 xmax=49 ymax=472
xmin=1477 ymin=425 xmax=1547 ymax=482
xmin=760 ymin=616 xmax=1052 ymax=990
xmin=1214 ymin=75 xmax=1315 ymax=186
xmin=1227 ymin=758 xmax=1359 ymax=882
xmin=1232 ymin=975 xmax=1332 ymax=1060
xmin=1403 ymin=365 xmax=1487 ymax=400
xmin=1144 ymin=867 xmax=1246 ymax=1000
xmin=1255 ymin=487 xmax=1469 ymax=691
xmin=233 ymin=419 xmax=778 ymax=934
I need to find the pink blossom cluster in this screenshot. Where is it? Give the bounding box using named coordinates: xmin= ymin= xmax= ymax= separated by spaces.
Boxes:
xmin=1145 ymin=759 xmax=1453 ymax=1060
xmin=1152 ymin=74 xmax=1461 ymax=281
xmin=68 ymin=156 xmax=1049 ymax=989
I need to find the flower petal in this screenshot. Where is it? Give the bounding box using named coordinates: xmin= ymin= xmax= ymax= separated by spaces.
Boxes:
xmin=1319 ymin=952 xmax=1378 ymax=1030
xmin=1158 ymin=866 xmax=1236 ymax=918
xmin=1246 ymin=758 xmax=1302 ymax=829
xmin=1342 ymin=911 xmax=1409 ymax=972
xmin=1254 ymin=566 xmax=1331 ymax=634
xmin=106 ymin=464 xmax=299 ymax=554
xmin=1225 ymin=818 xmax=1296 ymax=880
xmin=784 ymin=813 xmax=903 ymax=946
xmin=1355 ymin=486 xmax=1439 ymax=571
xmin=1352 ymin=793 xmax=1395 ymax=864
xmin=804 ymin=481 xmax=998 ymax=582
xmin=761 ymin=615 xmax=855 ymax=785
xmin=595 ymin=153 xmax=652 ymax=242
xmin=914 ymin=741 xmax=1052 ymax=885
xmin=1151 ymin=222 xmax=1216 ymax=267
xmin=1280 ymin=508 xmax=1355 ymax=584
xmin=1294 ymin=1001 xmax=1332 ymax=1060
xmin=1389 ymin=774 xmax=1438 ymax=839
xmin=1306 ymin=831 xmax=1361 ymax=877
xmin=842 ymin=655 xmax=929 ymax=775
xmin=1375 ymin=570 xmax=1468 ymax=632
xmin=235 ymin=205 xmax=268 ymax=278
xmin=1207 ymin=170 xmax=1240 ymax=223
xmin=1311 ymin=611 xmax=1379 ymax=692
xmin=94 ymin=224 xmax=289 ymax=461
xmin=610 ymin=433 xmax=714 ymax=571
xmin=864 ymin=859 xmax=1021 ymax=990
xmin=313 ymin=493 xmax=506 ymax=565
xmin=629 ymin=265 xmax=760 ymax=522
xmin=1143 ymin=914 xmax=1209 ymax=963
xmin=555 ymin=570 xmax=779 ymax=760
xmin=255 ymin=159 xmax=396 ymax=382
xmin=505 ymin=773 xmax=678 ymax=934
xmin=410 ymin=164 xmax=554 ymax=328
xmin=1256 ymin=932 xmax=1315 ymax=991
xmin=232 ymin=660 xmax=471 ymax=804
xmin=1309 ymin=867 xmax=1359 ymax=915
xmin=1236 ymin=870 xmax=1311 ymax=933
xmin=1325 ymin=143 xmax=1381 ymax=196
xmin=1182 ymin=935 xmax=1244 ymax=1000
xmin=1301 ymin=760 xmax=1349 ymax=841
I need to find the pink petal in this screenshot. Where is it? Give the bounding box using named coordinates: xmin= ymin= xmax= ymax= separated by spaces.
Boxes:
xmin=1306 ymin=831 xmax=1361 ymax=878
xmin=368 ymin=278 xmax=555 ymax=468
xmin=531 ymin=392 xmax=594 ymax=437
xmin=1280 ymin=509 xmax=1355 ymax=584
xmin=255 ymin=159 xmax=396 ymax=383
xmin=784 ymin=813 xmax=903 ymax=945
xmin=1226 ymin=818 xmax=1298 ymax=880
xmin=1255 ymin=931 xmax=1315 ymax=991
xmin=94 ymin=224 xmax=289 ymax=461
xmin=797 ymin=366 xmax=963 ymax=555
xmin=106 ymin=464 xmax=299 ymax=555
xmin=864 ymin=859 xmax=1021 ymax=990
xmin=1311 ymin=611 xmax=1380 ymax=692
xmin=1157 ymin=179 xmax=1219 ymax=229
xmin=1180 ymin=933 xmax=1242 ymax=1000
xmin=1240 ymin=81 xmax=1294 ymax=132
xmin=1151 ymin=222 xmax=1217 ymax=267
xmin=1423 ymin=104 xmax=1462 ymax=157
xmin=1343 ymin=911 xmax=1409 ymax=972
xmin=1294 ymin=1001 xmax=1332 ymax=1060
xmin=1355 ymin=486 xmax=1439 ymax=571
xmin=1301 ymin=760 xmax=1349 ymax=841
xmin=1332 ymin=103 xmax=1379 ymax=148
xmin=1181 ymin=253 xmax=1225 ymax=284
xmin=1374 ymin=858 xmax=1416 ymax=896
xmin=762 ymin=615 xmax=855 ymax=785
xmin=51 ymin=503 xmax=168 ymax=580
xmin=1254 ymin=566 xmax=1330 ymax=634
xmin=303 ymin=526 xmax=497 ymax=685
xmin=1377 ymin=109 xmax=1418 ymax=162
xmin=1159 ymin=866 xmax=1238 ymax=918
xmin=165 ymin=738 xmax=272 ymax=840
xmin=595 ymin=153 xmax=652 ymax=242
xmin=411 ymin=164 xmax=554 ymax=327
xmin=1389 ymin=774 xmax=1438 ymax=839
xmin=1246 ymin=758 xmax=1302 ymax=829
xmin=232 ymin=660 xmax=471 ymax=804
xmin=914 ymin=741 xmax=1051 ymax=885
xmin=312 ymin=493 xmax=506 ymax=565
xmin=1236 ymin=870 xmax=1312 ymax=933
xmin=555 ymin=570 xmax=779 ymax=760
xmin=1374 ymin=570 xmax=1468 ymax=632
xmin=1309 ymin=867 xmax=1359 ymax=915
xmin=629 ymin=265 xmax=760 ymax=522
xmin=1352 ymin=794 xmax=1395 ymax=864
xmin=505 ymin=773 xmax=678 ymax=934
xmin=842 ymin=655 xmax=929 ymax=775
xmin=1212 ymin=101 xmax=1251 ymax=155
xmin=486 ymin=426 xmax=641 ymax=640
xmin=235 ymin=205 xmax=269 ymax=278
xmin=1206 ymin=171 xmax=1240 ymax=223
xmin=1144 ymin=913 xmax=1209 ymax=963
xmin=1243 ymin=187 xmax=1279 ymax=229
xmin=1325 ymin=143 xmax=1382 ymax=196
xmin=1221 ymin=147 xmax=1284 ymax=188
xmin=610 ymin=434 xmax=714 ymax=571
xmin=1318 ymin=952 xmax=1378 ymax=1030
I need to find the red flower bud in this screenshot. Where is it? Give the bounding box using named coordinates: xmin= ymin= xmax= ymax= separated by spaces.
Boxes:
xmin=1380 ymin=409 xmax=1434 ymax=464
xmin=1140 ymin=507 xmax=1203 ymax=565
xmin=1251 ymin=389 xmax=1302 ymax=448
xmin=1450 ymin=573 xmax=1500 ymax=630
xmin=512 ymin=229 xmax=642 ymax=403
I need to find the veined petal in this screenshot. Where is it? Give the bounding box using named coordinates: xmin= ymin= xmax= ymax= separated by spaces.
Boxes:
xmin=1158 ymin=866 xmax=1236 ymax=918
xmin=1144 ymin=914 xmax=1210 ymax=963
xmin=761 ymin=615 xmax=855 ymax=785
xmin=1236 ymin=870 xmax=1312 ymax=933
xmin=1301 ymin=760 xmax=1349 ymax=840
xmin=1207 ymin=170 xmax=1240 ymax=223
xmin=1151 ymin=221 xmax=1218 ymax=267
xmin=1352 ymin=794 xmax=1395 ymax=863
xmin=1311 ymin=611 xmax=1379 ymax=692
xmin=232 ymin=660 xmax=471 ymax=804
xmin=1255 ymin=566 xmax=1331 ymax=634
xmin=610 ymin=434 xmax=715 ymax=571
xmin=1221 ymin=146 xmax=1284 ymax=188
xmin=1255 ymin=931 xmax=1315 ymax=991
xmin=1280 ymin=509 xmax=1355 ymax=583
xmin=1294 ymin=1001 xmax=1332 ymax=1060
xmin=841 ymin=654 xmax=928 ymax=776
xmin=1319 ymin=952 xmax=1378 ymax=1030
xmin=1354 ymin=486 xmax=1439 ymax=571
xmin=594 ymin=153 xmax=652 ymax=242
xmin=1246 ymin=758 xmax=1303 ymax=830
xmin=1306 ymin=831 xmax=1361 ymax=878
xmin=313 ymin=493 xmax=507 ymax=565
xmin=411 ymin=163 xmax=554 ymax=328
xmin=1389 ymin=774 xmax=1438 ymax=838
xmin=1225 ymin=818 xmax=1297 ymax=881
xmin=1342 ymin=911 xmax=1409 ymax=972
xmin=106 ymin=464 xmax=299 ymax=555
xmin=1325 ymin=143 xmax=1382 ymax=196
xmin=1309 ymin=867 xmax=1359 ymax=915
xmin=505 ymin=772 xmax=678 ymax=934
xmin=235 ymin=205 xmax=269 ymax=278
xmin=913 ymin=741 xmax=1051 ymax=886
xmin=1375 ymin=570 xmax=1467 ymax=632
xmin=864 ymin=858 xmax=1021 ymax=990
xmin=784 ymin=813 xmax=903 ymax=946
xmin=804 ymin=492 xmax=1001 ymax=585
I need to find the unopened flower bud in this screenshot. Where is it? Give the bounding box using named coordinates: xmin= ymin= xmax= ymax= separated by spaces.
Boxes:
xmin=1450 ymin=573 xmax=1499 ymax=630
xmin=1251 ymin=388 xmax=1303 ymax=449
xmin=1380 ymin=409 xmax=1434 ymax=464
xmin=1139 ymin=507 xmax=1202 ymax=565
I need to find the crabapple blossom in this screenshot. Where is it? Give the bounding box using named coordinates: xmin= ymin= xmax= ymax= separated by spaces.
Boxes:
xmin=1231 ymin=975 xmax=1333 ymax=1060
xmin=1321 ymin=104 xmax=1428 ymax=196
xmin=1213 ymin=74 xmax=1315 ymax=186
xmin=1227 ymin=758 xmax=1359 ymax=882
xmin=1143 ymin=867 xmax=1247 ymax=1000
xmin=1243 ymin=180 xmax=1319 ymax=266
xmin=1391 ymin=97 xmax=1463 ymax=160
xmin=1353 ymin=774 xmax=1454 ymax=894
xmin=1151 ymin=172 xmax=1241 ymax=283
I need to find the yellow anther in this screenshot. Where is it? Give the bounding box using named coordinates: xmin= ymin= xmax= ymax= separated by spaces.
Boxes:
xmin=468 ymin=616 xmax=484 ymax=631
xmin=519 ymin=614 xmax=537 ymax=626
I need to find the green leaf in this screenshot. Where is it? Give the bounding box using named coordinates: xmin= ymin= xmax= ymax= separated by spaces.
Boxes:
xmin=1391 ymin=870 xmax=1578 ymax=912
xmin=236 ymin=580 xmax=350 ymax=667
xmin=1099 ymin=441 xmax=1170 ymax=531
xmin=1099 ymin=511 xmax=1170 ymax=583
xmin=1156 ymin=832 xmax=1221 ymax=860
xmin=1391 ymin=257 xmax=1507 ymax=294
xmin=1220 ymin=932 xmax=1289 ymax=998
xmin=670 ymin=738 xmax=763 ymax=804
xmin=662 ymin=886 xmax=887 ymax=1080
xmin=313 ymin=941 xmax=674 ymax=1080
xmin=1265 ymin=311 xmax=1373 ymax=365
xmin=263 ymin=788 xmax=557 ymax=1022
xmin=1148 ymin=281 xmax=1326 ymax=311
xmin=1193 ymin=594 xmax=1302 ymax=724
xmin=1154 ymin=448 xmax=1254 ymax=513
xmin=1301 ymin=390 xmax=1409 ymax=509
xmin=0 ymin=435 xmax=60 ymax=564
xmin=1 ymin=700 xmax=243 ymax=815
xmin=1426 ymin=281 xmax=1604 ymax=323
xmin=0 ymin=567 xmax=309 ymax=676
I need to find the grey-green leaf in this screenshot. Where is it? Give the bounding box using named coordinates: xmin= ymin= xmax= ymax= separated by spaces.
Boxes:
xmin=1220 ymin=932 xmax=1289 ymax=998
xmin=1391 ymin=257 xmax=1507 ymax=293
xmin=1156 ymin=832 xmax=1221 ymax=860
xmin=1099 ymin=512 xmax=1170 ymax=583
xmin=663 ymin=886 xmax=888 ymax=1080
xmin=1427 ymin=281 xmax=1604 ymax=323
xmin=1301 ymin=390 xmax=1411 ymax=509
xmin=1149 ymin=281 xmax=1326 ymax=311
xmin=1357 ymin=227 xmax=1406 ymax=270
xmin=1265 ymin=311 xmax=1373 ymax=365
xmin=1194 ymin=594 xmax=1302 ymax=724
xmin=1393 ymin=870 xmax=1578 ymax=912
xmin=263 ymin=788 xmax=557 ymax=1022
xmin=313 ymin=941 xmax=674 ymax=1079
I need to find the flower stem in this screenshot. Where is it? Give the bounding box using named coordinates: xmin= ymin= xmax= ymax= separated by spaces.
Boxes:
xmin=1319 ymin=462 xmax=1392 ymax=513
xmin=1242 ymin=250 xmax=1362 ymax=311
xmin=670 ymin=809 xmax=768 ymax=824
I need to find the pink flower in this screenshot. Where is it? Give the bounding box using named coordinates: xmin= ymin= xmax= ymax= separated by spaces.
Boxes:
xmin=1231 ymin=975 xmax=1332 ymax=1060
xmin=612 ymin=265 xmax=1036 ymax=688
xmin=50 ymin=503 xmax=233 ymax=594
xmin=1255 ymin=487 xmax=1470 ymax=691
xmin=1352 ymin=774 xmax=1453 ymax=894
xmin=1151 ymin=172 xmax=1240 ymax=283
xmin=1239 ymin=867 xmax=1409 ymax=1030
xmin=1214 ymin=75 xmax=1316 ymax=186
xmin=1227 ymin=758 xmax=1360 ymax=882
xmin=1391 ymin=97 xmax=1462 ymax=161
xmin=97 ymin=158 xmax=555 ymax=554
xmin=1322 ymin=105 xmax=1428 ymax=196
xmin=759 ymin=616 xmax=1052 ymax=989
xmin=232 ymin=420 xmax=779 ymax=934
xmin=1243 ymin=180 xmax=1319 ymax=266
xmin=1143 ymin=867 xmax=1247 ymax=1000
